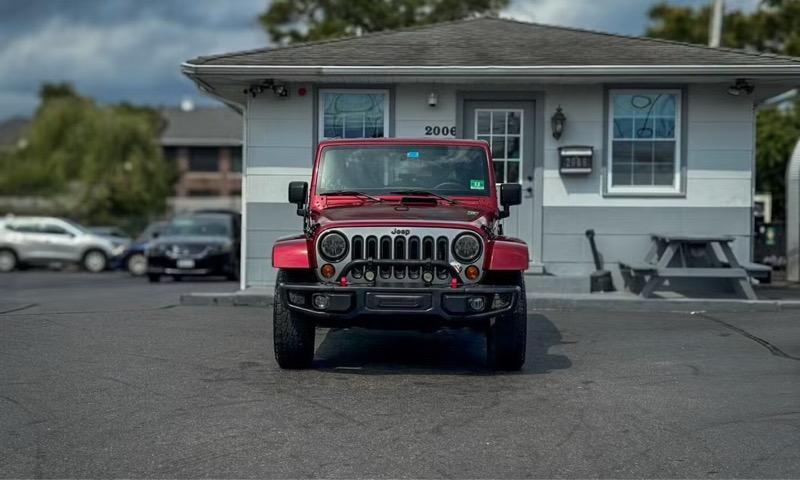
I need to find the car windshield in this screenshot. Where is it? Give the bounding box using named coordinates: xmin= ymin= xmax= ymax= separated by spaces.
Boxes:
xmin=163 ymin=216 xmax=230 ymax=237
xmin=317 ymin=146 xmax=491 ymax=197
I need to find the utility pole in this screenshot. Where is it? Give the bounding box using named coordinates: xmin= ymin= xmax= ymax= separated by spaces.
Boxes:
xmin=709 ymin=0 xmax=724 ymax=47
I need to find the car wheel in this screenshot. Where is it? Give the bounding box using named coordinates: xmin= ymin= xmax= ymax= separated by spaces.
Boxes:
xmin=273 ymin=269 xmax=315 ymax=369
xmin=82 ymin=250 xmax=107 ymax=273
xmin=147 ymin=273 xmax=161 ymax=283
xmin=126 ymin=253 xmax=147 ymax=276
xmin=486 ymin=273 xmax=527 ymax=371
xmin=0 ymin=249 xmax=17 ymax=272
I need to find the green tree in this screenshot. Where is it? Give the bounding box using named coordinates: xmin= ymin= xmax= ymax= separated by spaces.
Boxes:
xmin=259 ymin=0 xmax=509 ymax=45
xmin=646 ymin=0 xmax=800 ymax=220
xmin=0 ymin=83 xmax=174 ymax=228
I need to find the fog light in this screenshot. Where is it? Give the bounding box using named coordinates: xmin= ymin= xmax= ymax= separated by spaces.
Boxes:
xmin=468 ymin=296 xmax=486 ymax=311
xmin=312 ymin=294 xmax=329 ymax=310
xmin=364 ymin=269 xmax=376 ymax=282
xmin=465 ymin=265 xmax=479 ymax=281
xmin=321 ymin=263 xmax=335 ymax=278
xmin=422 ymin=271 xmax=434 ymax=283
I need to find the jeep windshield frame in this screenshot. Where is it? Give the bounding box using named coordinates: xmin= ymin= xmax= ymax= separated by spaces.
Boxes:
xmin=315 ymin=145 xmax=492 ymax=198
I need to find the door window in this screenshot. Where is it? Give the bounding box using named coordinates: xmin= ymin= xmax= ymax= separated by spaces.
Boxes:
xmin=474 ymin=109 xmax=522 ymax=183
xmin=41 ymin=224 xmax=70 ymax=235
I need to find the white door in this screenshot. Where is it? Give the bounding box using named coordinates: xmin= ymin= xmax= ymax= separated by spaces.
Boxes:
xmin=464 ymin=101 xmax=535 ymax=252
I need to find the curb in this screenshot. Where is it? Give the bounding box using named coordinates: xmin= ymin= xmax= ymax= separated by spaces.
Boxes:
xmin=179 ymin=291 xmax=800 ymax=313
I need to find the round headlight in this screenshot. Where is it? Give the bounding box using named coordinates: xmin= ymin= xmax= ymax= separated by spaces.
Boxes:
xmin=452 ymin=233 xmax=482 ymax=263
xmin=318 ymin=231 xmax=348 ymax=261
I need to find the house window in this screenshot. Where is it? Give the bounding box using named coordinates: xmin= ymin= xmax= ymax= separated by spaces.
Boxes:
xmin=230 ymin=147 xmax=242 ymax=173
xmin=608 ymin=90 xmax=681 ymax=193
xmin=319 ymin=89 xmax=388 ymax=140
xmin=188 ymin=147 xmax=219 ymax=172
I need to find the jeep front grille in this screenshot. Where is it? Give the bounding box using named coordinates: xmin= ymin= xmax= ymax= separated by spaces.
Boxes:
xmin=315 ymin=227 xmax=485 ymax=284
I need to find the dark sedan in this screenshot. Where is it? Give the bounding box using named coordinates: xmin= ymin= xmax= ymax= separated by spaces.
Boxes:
xmin=146 ymin=213 xmax=240 ymax=282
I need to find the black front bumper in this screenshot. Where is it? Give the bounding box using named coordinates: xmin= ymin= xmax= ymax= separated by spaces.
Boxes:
xmin=147 ymin=252 xmax=234 ymax=276
xmin=278 ymin=282 xmax=520 ymax=328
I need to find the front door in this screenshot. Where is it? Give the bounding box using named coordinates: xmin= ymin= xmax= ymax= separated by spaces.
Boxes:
xmin=464 ymin=101 xmax=535 ymax=255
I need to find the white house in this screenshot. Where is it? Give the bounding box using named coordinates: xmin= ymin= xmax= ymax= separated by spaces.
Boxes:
xmin=182 ymin=17 xmax=800 ymax=289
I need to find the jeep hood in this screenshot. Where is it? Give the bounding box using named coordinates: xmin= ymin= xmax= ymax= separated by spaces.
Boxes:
xmin=313 ymin=203 xmax=492 ymax=227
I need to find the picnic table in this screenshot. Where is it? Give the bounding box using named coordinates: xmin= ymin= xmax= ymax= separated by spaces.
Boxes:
xmin=622 ymin=233 xmax=758 ymax=300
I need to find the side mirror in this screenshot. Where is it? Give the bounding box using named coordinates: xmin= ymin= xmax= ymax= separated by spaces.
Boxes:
xmin=288 ymin=181 xmax=308 ymax=216
xmin=498 ymin=183 xmax=522 ymax=219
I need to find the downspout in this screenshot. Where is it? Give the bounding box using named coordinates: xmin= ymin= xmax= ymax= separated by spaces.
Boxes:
xmin=787 ymin=139 xmax=800 ymax=282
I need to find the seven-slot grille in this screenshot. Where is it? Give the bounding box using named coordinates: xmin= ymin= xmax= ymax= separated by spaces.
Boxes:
xmin=349 ymin=234 xmax=451 ymax=280
xmin=316 ymin=227 xmax=485 ymax=284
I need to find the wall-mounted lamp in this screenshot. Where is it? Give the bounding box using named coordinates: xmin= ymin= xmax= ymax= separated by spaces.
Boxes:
xmin=728 ymin=78 xmax=754 ymax=96
xmin=427 ymin=92 xmax=438 ymax=107
xmin=551 ymin=106 xmax=566 ymax=140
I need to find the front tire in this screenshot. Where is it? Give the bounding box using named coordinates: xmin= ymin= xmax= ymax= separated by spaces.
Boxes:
xmin=486 ymin=273 xmax=527 ymax=371
xmin=82 ymin=250 xmax=107 ymax=273
xmin=273 ymin=269 xmax=315 ymax=369
xmin=126 ymin=253 xmax=147 ymax=276
xmin=0 ymin=249 xmax=17 ymax=272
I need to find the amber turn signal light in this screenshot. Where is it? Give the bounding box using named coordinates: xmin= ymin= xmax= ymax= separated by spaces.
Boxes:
xmin=465 ymin=265 xmax=479 ymax=280
xmin=321 ymin=263 xmax=335 ymax=278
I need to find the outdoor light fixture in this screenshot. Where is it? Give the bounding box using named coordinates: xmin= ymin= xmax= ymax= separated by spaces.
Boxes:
xmin=728 ymin=78 xmax=755 ymax=96
xmin=272 ymin=84 xmax=289 ymax=97
xmin=427 ymin=92 xmax=438 ymax=107
xmin=551 ymin=106 xmax=566 ymax=140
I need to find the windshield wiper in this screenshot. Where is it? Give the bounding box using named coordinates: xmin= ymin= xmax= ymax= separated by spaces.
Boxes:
xmin=389 ymin=190 xmax=456 ymax=205
xmin=320 ymin=190 xmax=382 ymax=202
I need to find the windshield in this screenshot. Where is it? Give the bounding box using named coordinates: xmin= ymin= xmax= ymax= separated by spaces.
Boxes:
xmin=317 ymin=146 xmax=491 ymax=197
xmin=163 ymin=216 xmax=230 ymax=237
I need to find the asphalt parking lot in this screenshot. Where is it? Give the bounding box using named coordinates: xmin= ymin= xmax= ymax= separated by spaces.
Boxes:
xmin=1 ymin=271 xmax=799 ymax=478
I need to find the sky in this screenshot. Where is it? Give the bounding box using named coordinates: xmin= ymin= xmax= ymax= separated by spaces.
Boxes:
xmin=0 ymin=0 xmax=761 ymax=122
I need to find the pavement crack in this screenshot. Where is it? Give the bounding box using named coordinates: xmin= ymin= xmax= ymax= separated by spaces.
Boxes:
xmin=0 ymin=303 xmax=38 ymax=314
xmin=694 ymin=312 xmax=800 ymax=361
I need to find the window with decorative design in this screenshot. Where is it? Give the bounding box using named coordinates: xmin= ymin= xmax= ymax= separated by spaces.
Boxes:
xmin=319 ymin=89 xmax=389 ymax=140
xmin=608 ymin=90 xmax=682 ymax=194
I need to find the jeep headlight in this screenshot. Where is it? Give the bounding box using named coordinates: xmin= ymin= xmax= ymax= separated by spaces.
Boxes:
xmin=318 ymin=231 xmax=348 ymax=262
xmin=452 ymin=233 xmax=482 ymax=263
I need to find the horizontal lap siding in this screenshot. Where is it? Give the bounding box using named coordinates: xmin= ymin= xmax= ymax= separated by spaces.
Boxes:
xmin=538 ymin=84 xmax=754 ymax=274
xmin=245 ymin=90 xmax=314 ymax=286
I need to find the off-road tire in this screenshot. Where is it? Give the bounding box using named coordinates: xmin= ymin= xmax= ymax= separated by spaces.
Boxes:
xmin=147 ymin=273 xmax=161 ymax=283
xmin=486 ymin=272 xmax=527 ymax=371
xmin=82 ymin=249 xmax=107 ymax=273
xmin=0 ymin=248 xmax=17 ymax=272
xmin=273 ymin=269 xmax=315 ymax=369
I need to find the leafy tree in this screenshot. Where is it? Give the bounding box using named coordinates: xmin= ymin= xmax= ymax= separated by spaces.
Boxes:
xmin=259 ymin=0 xmax=509 ymax=45
xmin=0 ymin=83 xmax=174 ymax=228
xmin=646 ymin=0 xmax=800 ymax=220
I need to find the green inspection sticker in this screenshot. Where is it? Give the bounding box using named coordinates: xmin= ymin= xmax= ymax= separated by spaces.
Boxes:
xmin=470 ymin=179 xmax=485 ymax=190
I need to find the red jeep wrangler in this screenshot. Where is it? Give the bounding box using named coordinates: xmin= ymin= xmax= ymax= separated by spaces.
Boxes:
xmin=272 ymin=138 xmax=528 ymax=370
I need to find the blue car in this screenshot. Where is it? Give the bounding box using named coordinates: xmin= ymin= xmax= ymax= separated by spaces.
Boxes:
xmin=116 ymin=221 xmax=166 ymax=276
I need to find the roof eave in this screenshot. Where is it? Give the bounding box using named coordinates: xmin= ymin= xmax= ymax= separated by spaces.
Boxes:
xmin=182 ymin=62 xmax=800 ymax=78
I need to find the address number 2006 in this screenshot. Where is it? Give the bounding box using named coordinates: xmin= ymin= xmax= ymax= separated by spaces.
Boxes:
xmin=424 ymin=125 xmax=456 ymax=136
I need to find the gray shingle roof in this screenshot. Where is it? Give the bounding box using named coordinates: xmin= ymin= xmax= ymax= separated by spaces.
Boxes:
xmin=160 ymin=107 xmax=242 ymax=147
xmin=186 ymin=17 xmax=800 ymax=67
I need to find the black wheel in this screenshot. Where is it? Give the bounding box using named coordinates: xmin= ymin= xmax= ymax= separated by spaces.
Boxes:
xmin=147 ymin=273 xmax=161 ymax=283
xmin=0 ymin=248 xmax=17 ymax=272
xmin=486 ymin=272 xmax=527 ymax=371
xmin=82 ymin=249 xmax=107 ymax=273
xmin=273 ymin=269 xmax=315 ymax=369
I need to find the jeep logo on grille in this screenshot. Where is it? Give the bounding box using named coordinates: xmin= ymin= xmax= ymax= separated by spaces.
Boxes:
xmin=390 ymin=228 xmax=411 ymax=235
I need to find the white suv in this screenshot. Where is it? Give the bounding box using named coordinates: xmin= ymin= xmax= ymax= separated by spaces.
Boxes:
xmin=0 ymin=216 xmax=123 ymax=273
